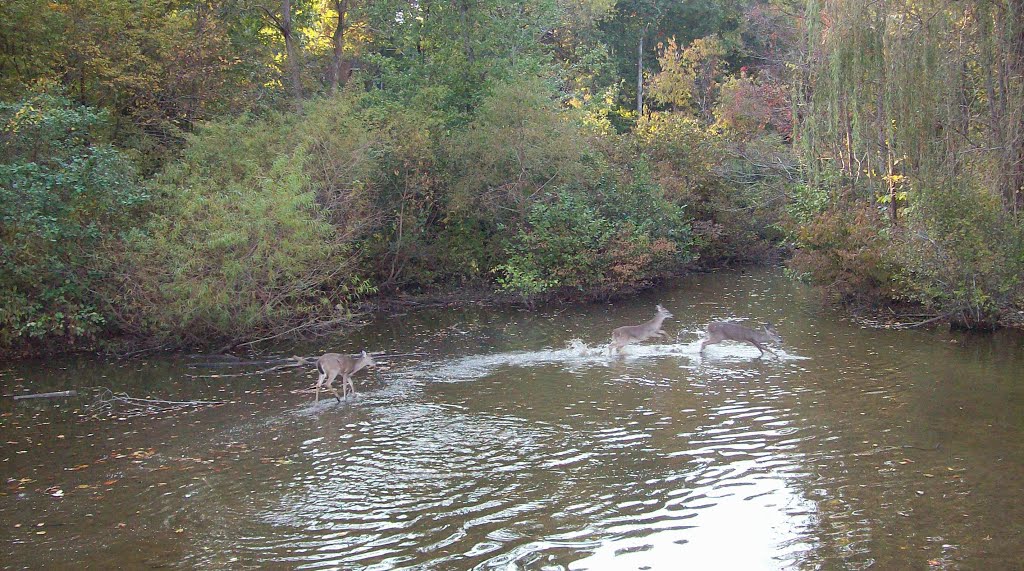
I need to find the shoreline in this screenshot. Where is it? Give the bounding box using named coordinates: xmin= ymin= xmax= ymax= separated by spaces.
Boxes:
xmin=4 ymin=260 xmax=1022 ymax=364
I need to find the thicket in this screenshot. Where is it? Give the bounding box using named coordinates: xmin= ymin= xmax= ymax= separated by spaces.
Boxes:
xmin=0 ymin=0 xmax=800 ymax=354
xmin=0 ymin=95 xmax=147 ymax=353
xmin=790 ymin=0 xmax=1024 ymax=328
xmin=123 ymin=80 xmax=715 ymax=346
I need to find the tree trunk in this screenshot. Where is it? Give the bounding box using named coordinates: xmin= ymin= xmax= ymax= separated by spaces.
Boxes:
xmin=637 ymin=27 xmax=646 ymax=116
xmin=327 ymin=0 xmax=349 ymax=93
xmin=1005 ymin=3 xmax=1024 ymax=216
xmin=281 ymin=0 xmax=302 ymax=104
xmin=458 ymin=0 xmax=474 ymax=65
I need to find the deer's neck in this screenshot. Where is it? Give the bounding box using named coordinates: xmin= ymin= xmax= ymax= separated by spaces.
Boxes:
xmin=648 ymin=315 xmax=666 ymax=329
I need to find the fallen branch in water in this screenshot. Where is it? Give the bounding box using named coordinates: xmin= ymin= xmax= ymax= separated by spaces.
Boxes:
xmin=86 ymin=387 xmax=227 ymax=419
xmin=186 ymin=356 xmax=313 ymax=379
xmin=188 ymin=357 xmax=299 ymax=368
xmin=893 ymin=311 xmax=958 ymax=330
xmin=12 ymin=390 xmax=78 ymax=401
xmin=217 ymin=315 xmax=365 ymax=354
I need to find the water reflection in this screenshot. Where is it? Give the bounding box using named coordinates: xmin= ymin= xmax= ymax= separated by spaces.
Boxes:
xmin=3 ymin=269 xmax=1024 ymax=570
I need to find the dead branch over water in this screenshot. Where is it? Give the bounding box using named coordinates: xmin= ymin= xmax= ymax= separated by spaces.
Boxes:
xmin=86 ymin=388 xmax=227 ymax=420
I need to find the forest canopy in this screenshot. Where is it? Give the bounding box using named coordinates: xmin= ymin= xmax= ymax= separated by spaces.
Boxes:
xmin=1 ymin=0 xmax=1021 ymax=355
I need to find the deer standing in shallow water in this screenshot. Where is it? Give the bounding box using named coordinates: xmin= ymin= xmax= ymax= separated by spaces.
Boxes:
xmin=315 ymin=351 xmax=376 ymax=403
xmin=700 ymin=322 xmax=782 ymax=359
xmin=609 ymin=304 xmax=673 ymax=354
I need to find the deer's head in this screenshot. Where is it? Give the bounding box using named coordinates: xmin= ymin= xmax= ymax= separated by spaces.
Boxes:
xmin=763 ymin=323 xmax=782 ymax=344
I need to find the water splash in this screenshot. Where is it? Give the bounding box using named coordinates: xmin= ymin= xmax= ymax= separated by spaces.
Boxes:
xmin=399 ymin=338 xmax=808 ymax=383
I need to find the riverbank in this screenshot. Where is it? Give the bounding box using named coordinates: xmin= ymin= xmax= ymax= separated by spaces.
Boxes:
xmin=5 ymin=252 xmax=1022 ymax=364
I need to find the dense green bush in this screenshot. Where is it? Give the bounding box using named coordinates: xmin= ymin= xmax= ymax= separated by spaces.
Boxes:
xmin=787 ymin=204 xmax=900 ymax=304
xmin=446 ymin=77 xmax=590 ymax=224
xmin=895 ymin=182 xmax=1024 ymax=328
xmin=496 ymin=170 xmax=693 ymax=299
xmin=634 ymin=111 xmax=784 ymax=263
xmin=0 ymin=94 xmax=146 ymax=353
xmin=786 ymin=172 xmax=1024 ymax=326
xmin=497 ymin=190 xmax=616 ymax=296
xmin=123 ymin=101 xmax=377 ymax=345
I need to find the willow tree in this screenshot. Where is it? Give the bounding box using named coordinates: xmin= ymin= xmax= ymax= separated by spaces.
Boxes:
xmin=797 ymin=0 xmax=1024 ymax=326
xmin=800 ymin=0 xmax=1024 ymax=217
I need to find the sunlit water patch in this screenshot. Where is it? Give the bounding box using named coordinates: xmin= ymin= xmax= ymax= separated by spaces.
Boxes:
xmin=396 ymin=338 xmax=809 ymax=385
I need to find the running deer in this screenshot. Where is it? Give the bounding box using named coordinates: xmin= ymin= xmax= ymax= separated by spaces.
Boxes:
xmin=699 ymin=322 xmax=782 ymax=358
xmin=315 ymin=351 xmax=376 ymax=403
xmin=609 ymin=304 xmax=673 ymax=354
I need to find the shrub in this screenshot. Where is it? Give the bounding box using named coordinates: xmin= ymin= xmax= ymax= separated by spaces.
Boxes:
xmin=895 ymin=182 xmax=1024 ymax=327
xmin=124 ymin=100 xmax=376 ymax=345
xmin=496 ymin=171 xmax=693 ymax=299
xmin=787 ymin=205 xmax=900 ymax=304
xmin=634 ymin=111 xmax=782 ymax=264
xmin=0 ymin=94 xmax=146 ymax=354
xmin=497 ymin=190 xmax=616 ymax=296
xmin=446 ymin=77 xmax=588 ymax=224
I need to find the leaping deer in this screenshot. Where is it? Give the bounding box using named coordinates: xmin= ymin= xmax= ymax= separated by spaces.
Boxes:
xmin=699 ymin=321 xmax=782 ymax=359
xmin=315 ymin=350 xmax=376 ymax=403
xmin=609 ymin=304 xmax=673 ymax=354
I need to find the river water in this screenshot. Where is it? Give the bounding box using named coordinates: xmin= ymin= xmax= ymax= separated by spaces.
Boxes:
xmin=2 ymin=269 xmax=1023 ymax=570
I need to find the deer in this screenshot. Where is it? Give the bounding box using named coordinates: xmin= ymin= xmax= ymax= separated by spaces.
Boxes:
xmin=315 ymin=350 xmax=376 ymax=403
xmin=609 ymin=304 xmax=673 ymax=354
xmin=699 ymin=321 xmax=782 ymax=359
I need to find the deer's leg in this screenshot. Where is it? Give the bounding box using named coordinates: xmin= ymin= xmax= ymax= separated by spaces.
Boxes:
xmin=340 ymin=374 xmax=352 ymax=399
xmin=656 ymin=329 xmax=670 ymax=339
xmin=326 ymin=372 xmax=341 ymax=403
xmin=347 ymin=374 xmax=357 ymax=397
xmin=316 ymin=371 xmax=327 ymax=403
xmin=700 ymin=336 xmax=716 ymax=354
xmin=609 ymin=336 xmax=622 ymax=355
xmin=752 ymin=341 xmax=769 ymax=358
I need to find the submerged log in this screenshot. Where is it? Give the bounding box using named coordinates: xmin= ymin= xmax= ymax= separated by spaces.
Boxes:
xmin=13 ymin=390 xmax=78 ymax=401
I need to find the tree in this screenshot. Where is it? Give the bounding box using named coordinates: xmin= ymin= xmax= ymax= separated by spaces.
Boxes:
xmin=0 ymin=94 xmax=146 ymax=351
xmin=326 ymin=0 xmax=355 ymax=92
xmin=260 ymin=0 xmax=304 ymax=103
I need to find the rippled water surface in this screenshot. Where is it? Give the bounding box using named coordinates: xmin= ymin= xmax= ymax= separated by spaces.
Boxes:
xmin=3 ymin=269 xmax=1024 ymax=569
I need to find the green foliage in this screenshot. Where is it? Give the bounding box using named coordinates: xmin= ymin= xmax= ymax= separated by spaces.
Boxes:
xmin=356 ymin=101 xmax=445 ymax=289
xmin=447 ymin=76 xmax=588 ymax=222
xmin=497 ymin=170 xmax=693 ymax=299
xmin=786 ymin=180 xmax=831 ymax=228
xmin=0 ymin=0 xmax=66 ymax=96
xmin=714 ymin=73 xmax=770 ymax=137
xmin=125 ymin=101 xmax=377 ymax=344
xmin=895 ymin=183 xmax=1024 ymax=327
xmin=634 ymin=111 xmax=783 ymax=263
xmin=0 ymin=94 xmax=146 ymax=352
xmin=793 ymin=0 xmax=1024 ymax=325
xmin=497 ymin=190 xmax=616 ymax=295
xmin=650 ymin=35 xmax=727 ymax=117
xmin=0 ymin=0 xmax=810 ymax=354
xmin=787 ymin=204 xmax=899 ymax=303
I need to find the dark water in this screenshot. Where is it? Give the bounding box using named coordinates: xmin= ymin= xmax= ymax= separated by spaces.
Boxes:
xmin=3 ymin=269 xmax=1024 ymax=570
